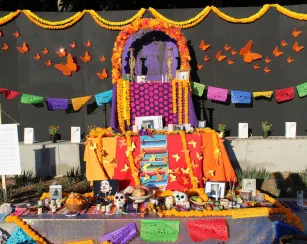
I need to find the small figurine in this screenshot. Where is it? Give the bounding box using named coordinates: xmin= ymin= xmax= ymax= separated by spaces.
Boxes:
xmin=173 ymin=191 xmax=190 ymax=210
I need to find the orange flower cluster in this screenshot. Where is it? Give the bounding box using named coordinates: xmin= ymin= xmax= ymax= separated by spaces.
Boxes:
xmin=40 ymin=192 xmax=94 ymax=201
xmin=116 ymin=79 xmax=126 ymax=132
xmin=48 ymin=125 xmax=59 ymax=135
xmin=171 ymin=80 xmax=190 ymax=124
xmin=183 ymin=81 xmax=189 ymax=124
xmin=112 ymin=18 xmax=191 ymax=84
xmin=6 ymin=216 xmax=47 ymax=243
xmin=125 ymin=131 xmax=140 ymax=185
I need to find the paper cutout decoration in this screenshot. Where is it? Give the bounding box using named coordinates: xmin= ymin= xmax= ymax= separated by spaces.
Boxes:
xmin=100 ymin=223 xmax=136 ymax=244
xmin=2 ymin=43 xmax=8 ymax=50
xmin=85 ymin=40 xmax=92 ymax=47
xmin=293 ymin=41 xmax=304 ymax=52
xmin=287 ymin=56 xmax=294 ymax=63
xmin=100 ymin=56 xmax=106 ymax=62
xmin=239 ymin=40 xmax=262 ymax=63
xmin=41 ymin=48 xmax=48 ymax=55
xmin=181 ymin=168 xmax=190 ymax=174
xmin=187 ymin=219 xmax=229 ymax=242
xmin=56 ymin=49 xmax=67 ymax=58
xmin=204 ymin=55 xmax=210 ymax=62
xmin=292 ymin=27 xmax=302 ymax=37
xmin=273 ymin=46 xmax=283 ymax=57
xmin=265 ymin=57 xmax=271 ymax=63
xmin=97 ymin=68 xmax=108 ymax=80
xmin=264 ymin=66 xmax=271 ymax=73
xmin=253 ymin=91 xmax=273 ymax=98
xmin=0 ymin=88 xmax=20 ymax=99
xmin=216 ymin=50 xmax=226 ymax=62
xmin=7 ymin=226 xmax=34 ymax=244
xmin=281 ymin=40 xmax=288 ymax=47
xmin=16 ymin=42 xmax=29 ymax=54
xmin=253 ymin=64 xmax=260 ymax=70
xmin=54 ymin=53 xmax=77 ymax=76
xmin=13 ymin=31 xmax=20 ymax=38
xmin=296 ymin=82 xmax=307 ymax=98
xmin=172 ymin=154 xmax=180 ymax=162
xmin=224 ymin=44 xmax=231 ymax=51
xmin=191 ymin=82 xmax=205 ymax=97
xmin=197 ymin=64 xmax=203 ymax=70
xmin=70 ymin=42 xmax=77 ymax=48
xmin=170 ymin=174 xmax=176 ymax=182
xmin=199 ymin=40 xmax=210 ymax=51
xmin=80 ymin=51 xmax=91 ymax=63
xmin=140 ymin=220 xmax=179 ymax=242
xmin=46 ymin=98 xmax=68 ymax=110
xmin=45 ymin=60 xmax=52 ymax=66
xmin=95 ymin=90 xmax=112 ymax=106
xmin=182 ymin=176 xmax=189 ymax=185
xmin=231 ymin=90 xmax=251 ymax=104
xmin=121 ymin=164 xmax=129 ymax=172
xmin=196 ymin=152 xmax=203 ymax=160
xmin=21 ymin=94 xmax=44 ymax=104
xmin=207 ymin=86 xmax=228 ymax=102
xmin=227 ymin=58 xmax=234 ymax=64
xmin=276 ymin=87 xmax=295 ymax=102
xmin=188 ymin=140 xmax=196 ymax=148
xmin=34 ymin=53 xmax=40 ymax=60
xmin=71 ymin=96 xmax=91 ymax=111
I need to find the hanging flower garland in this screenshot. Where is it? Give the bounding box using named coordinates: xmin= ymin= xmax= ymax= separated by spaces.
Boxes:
xmin=122 ymin=80 xmax=127 ymax=120
xmin=112 ymin=18 xmax=191 ymax=84
xmin=172 ymin=80 xmax=177 ymax=114
xmin=183 ymin=81 xmax=189 ymax=124
xmin=116 ymin=79 xmax=126 ymax=132
xmin=125 ymin=131 xmax=140 ymax=185
xmin=274 ymin=4 xmax=307 ymax=20
xmin=97 ymin=132 xmax=104 ymax=164
xmin=126 ymin=80 xmax=131 ymax=126
xmin=178 ymin=81 xmax=183 ymax=124
xmin=0 ymin=10 xmax=21 ymax=25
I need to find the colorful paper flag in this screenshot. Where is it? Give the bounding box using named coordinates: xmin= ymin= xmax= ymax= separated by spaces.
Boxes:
xmin=100 ymin=223 xmax=137 ymax=244
xmin=207 ymin=86 xmax=228 ymax=102
xmin=46 ymin=98 xmax=68 ymax=110
xmin=20 ymin=94 xmax=44 ymax=104
xmin=95 ymin=90 xmax=112 ymax=106
xmin=276 ymin=87 xmax=294 ymax=103
xmin=296 ymin=82 xmax=307 ymax=98
xmin=0 ymin=88 xmax=20 ymax=99
xmin=253 ymin=91 xmax=273 ymax=98
xmin=231 ymin=90 xmax=251 ymax=104
xmin=71 ymin=96 xmax=91 ymax=111
xmin=140 ymin=220 xmax=179 ymax=242
xmin=191 ymin=82 xmax=205 ymax=97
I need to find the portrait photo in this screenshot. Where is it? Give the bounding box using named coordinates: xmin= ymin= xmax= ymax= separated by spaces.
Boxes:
xmin=242 ymin=179 xmax=256 ymax=197
xmin=205 ymin=181 xmax=226 ymax=198
xmin=49 ymin=185 xmax=62 ymax=200
xmin=176 ymin=69 xmax=190 ymax=81
xmin=93 ymin=180 xmax=119 ymax=198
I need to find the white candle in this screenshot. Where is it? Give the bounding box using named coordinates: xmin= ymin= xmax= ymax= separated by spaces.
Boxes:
xmin=51 ymin=205 xmax=56 ymax=213
xmin=96 ymin=204 xmax=101 ymax=211
xmin=165 ymin=196 xmax=174 ymax=210
xmin=51 ymin=200 xmax=55 ymax=206
xmin=162 ymin=74 xmax=164 ymax=82
xmin=168 ymin=124 xmax=174 ymax=132
xmin=37 ymin=208 xmax=42 ymax=215
xmin=38 ymin=200 xmax=43 ymax=206
xmin=132 ymin=125 xmax=138 ymax=133
xmin=57 ymin=202 xmax=61 ymax=208
xmin=215 ymin=188 xmax=219 ymax=201
xmin=101 ymin=205 xmax=106 ymax=213
xmin=44 ymin=199 xmax=49 ymax=206
xmin=106 ymin=204 xmax=111 ymax=215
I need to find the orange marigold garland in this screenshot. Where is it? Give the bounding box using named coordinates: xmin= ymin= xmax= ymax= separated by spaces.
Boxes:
xmin=125 ymin=131 xmax=140 ymax=185
xmin=116 ymin=79 xmax=126 ymax=132
xmin=126 ymin=80 xmax=131 ymax=126
xmin=178 ymin=81 xmax=183 ymax=124
xmin=172 ymin=80 xmax=177 ymax=114
xmin=97 ymin=133 xmax=104 ymax=164
xmin=183 ymin=80 xmax=189 ymax=124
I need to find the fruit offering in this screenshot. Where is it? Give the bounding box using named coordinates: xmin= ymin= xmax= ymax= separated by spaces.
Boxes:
xmin=66 ymin=192 xmax=86 ymax=205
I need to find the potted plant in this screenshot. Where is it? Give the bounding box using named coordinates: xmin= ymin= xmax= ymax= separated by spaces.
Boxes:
xmin=218 ymin=124 xmax=226 ymax=138
xmin=261 ymin=121 xmax=272 ymax=138
xmin=49 ymin=126 xmax=60 ymax=143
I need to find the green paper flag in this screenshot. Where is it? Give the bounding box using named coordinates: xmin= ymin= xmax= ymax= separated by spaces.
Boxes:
xmin=296 ymin=82 xmax=307 ymax=98
xmin=21 ymin=94 xmax=44 ymax=104
xmin=140 ymin=220 xmax=180 ymax=242
xmin=192 ymin=82 xmax=205 ymax=97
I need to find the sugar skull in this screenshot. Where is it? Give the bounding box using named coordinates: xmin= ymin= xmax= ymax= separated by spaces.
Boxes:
xmin=173 ymin=191 xmax=190 ymax=209
xmin=114 ymin=192 xmax=126 ymax=211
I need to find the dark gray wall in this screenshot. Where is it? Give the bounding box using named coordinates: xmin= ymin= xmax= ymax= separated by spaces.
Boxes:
xmin=1 ymin=6 xmax=307 ymax=141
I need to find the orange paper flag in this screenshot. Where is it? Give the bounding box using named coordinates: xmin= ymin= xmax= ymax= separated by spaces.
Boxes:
xmin=71 ymin=96 xmax=91 ymax=111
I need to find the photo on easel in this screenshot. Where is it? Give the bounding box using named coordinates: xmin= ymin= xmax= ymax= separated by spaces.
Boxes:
xmin=93 ymin=180 xmax=119 ymax=198
xmin=49 ymin=185 xmax=62 ymax=200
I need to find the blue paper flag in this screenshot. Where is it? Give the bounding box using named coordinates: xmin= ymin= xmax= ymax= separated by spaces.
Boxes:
xmin=274 ymin=221 xmax=304 ymax=244
xmin=231 ymin=90 xmax=251 ymax=104
xmin=95 ymin=90 xmax=113 ymax=106
xmin=7 ymin=226 xmax=36 ymax=244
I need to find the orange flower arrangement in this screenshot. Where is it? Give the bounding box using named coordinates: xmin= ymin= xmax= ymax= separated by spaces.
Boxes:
xmin=125 ymin=131 xmax=140 ymax=185
xmin=183 ymin=81 xmax=189 ymax=124
xmin=178 ymin=81 xmax=183 ymax=124
xmin=172 ymin=80 xmax=177 ymax=114
xmin=111 ymin=18 xmax=191 ymax=84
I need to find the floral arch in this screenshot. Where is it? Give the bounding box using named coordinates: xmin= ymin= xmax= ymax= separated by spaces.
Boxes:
xmin=111 ymin=18 xmax=191 ymax=84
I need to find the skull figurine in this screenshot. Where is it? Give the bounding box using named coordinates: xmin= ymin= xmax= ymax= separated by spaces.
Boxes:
xmin=173 ymin=191 xmax=190 ymax=209
xmin=114 ymin=193 xmax=126 ymax=211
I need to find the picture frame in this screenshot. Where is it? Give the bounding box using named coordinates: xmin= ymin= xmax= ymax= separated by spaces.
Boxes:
xmin=242 ymin=179 xmax=256 ymax=197
xmin=135 ymin=116 xmax=163 ymax=130
xmin=49 ymin=185 xmax=62 ymax=200
xmin=93 ymin=180 xmax=119 ymax=198
xmin=175 ymin=124 xmax=184 ymax=131
xmin=176 ymin=69 xmax=191 ymax=81
xmin=205 ymin=181 xmax=226 ymax=198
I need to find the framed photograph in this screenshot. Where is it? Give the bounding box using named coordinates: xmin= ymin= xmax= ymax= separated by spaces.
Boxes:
xmin=205 ymin=181 xmax=226 ymax=198
xmin=198 ymin=120 xmax=206 ymax=128
xmin=49 ymin=185 xmax=62 ymax=200
xmin=176 ymin=69 xmax=190 ymax=81
xmin=175 ymin=124 xmax=184 ymax=131
xmin=93 ymin=180 xmax=119 ymax=198
xmin=135 ymin=116 xmax=163 ymax=130
xmin=242 ymin=179 xmax=256 ymax=197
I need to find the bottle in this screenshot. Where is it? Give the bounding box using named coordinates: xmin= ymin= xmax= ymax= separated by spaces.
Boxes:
xmin=297 ymin=187 xmax=304 ymax=207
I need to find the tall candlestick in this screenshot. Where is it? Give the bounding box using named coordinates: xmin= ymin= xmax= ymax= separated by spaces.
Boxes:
xmin=167 ymin=48 xmax=173 ymax=82
xmin=129 ymin=48 xmax=135 ymax=78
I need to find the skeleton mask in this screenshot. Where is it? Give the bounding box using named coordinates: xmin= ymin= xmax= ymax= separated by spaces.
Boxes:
xmin=173 ymin=191 xmax=188 ymax=205
xmin=114 ymin=193 xmax=126 ymax=207
xmin=100 ymin=181 xmax=112 ymax=194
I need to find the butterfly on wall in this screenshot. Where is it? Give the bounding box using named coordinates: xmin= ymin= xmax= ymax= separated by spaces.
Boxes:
xmin=100 ymin=55 xmax=106 ymax=62
xmin=16 ymin=42 xmax=29 ymax=54
xmin=70 ymin=42 xmax=77 ymax=48
xmin=96 ymin=68 xmax=108 ymax=80
xmin=224 ymin=44 xmax=231 ymax=51
xmin=293 ymin=41 xmax=304 ymax=52
xmin=54 ymin=53 xmax=78 ymax=76
xmin=273 ymin=46 xmax=283 ymax=57
xmin=215 ymin=50 xmax=226 ymax=62
xmin=264 ymin=66 xmax=271 ymax=73
xmin=56 ymin=49 xmax=67 ymax=58
xmin=41 ymin=48 xmax=48 ymax=55
xmin=287 ymin=56 xmax=294 ymax=63
xmin=85 ymin=40 xmax=92 ymax=47
xmin=292 ymin=27 xmax=302 ymax=38
xmin=239 ymin=40 xmax=262 ymax=63
xmin=2 ymin=43 xmax=8 ymax=51
xmin=13 ymin=31 xmax=20 ymax=38
xmin=199 ymin=40 xmax=210 ymax=51
xmin=265 ymin=57 xmax=271 ymax=63
xmin=79 ymin=51 xmax=91 ymax=63
xmin=45 ymin=60 xmax=52 ymax=66
xmin=33 ymin=53 xmax=40 ymax=60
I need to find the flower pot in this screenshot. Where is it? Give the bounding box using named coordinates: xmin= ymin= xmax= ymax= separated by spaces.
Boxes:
xmin=51 ymin=135 xmax=57 ymax=143
xmin=263 ymin=131 xmax=270 ymax=138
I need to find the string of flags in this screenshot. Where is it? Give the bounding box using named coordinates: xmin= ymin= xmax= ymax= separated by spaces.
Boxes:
xmin=191 ymin=81 xmax=307 ymax=104
xmin=0 ymin=88 xmax=113 ymax=111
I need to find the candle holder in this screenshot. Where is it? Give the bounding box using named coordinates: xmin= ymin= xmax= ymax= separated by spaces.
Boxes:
xmin=129 ymin=48 xmax=135 ymax=78
xmin=167 ymin=47 xmax=173 ymax=81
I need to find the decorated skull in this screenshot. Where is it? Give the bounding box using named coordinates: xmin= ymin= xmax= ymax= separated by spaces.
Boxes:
xmin=173 ymin=191 xmax=190 ymax=209
xmin=114 ymin=192 xmax=126 ymax=210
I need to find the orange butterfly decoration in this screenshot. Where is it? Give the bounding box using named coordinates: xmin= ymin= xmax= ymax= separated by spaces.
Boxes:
xmin=253 ymin=64 xmax=260 ymax=70
xmin=0 ymin=31 xmax=3 ymax=37
xmin=227 ymin=58 xmax=234 ymax=64
xmin=287 ymin=56 xmax=294 ymax=63
xmin=33 ymin=53 xmax=40 ymax=60
xmin=41 ymin=48 xmax=48 ymax=55
xmin=45 ymin=60 xmax=52 ymax=66
xmin=239 ymin=40 xmax=262 ymax=63
xmin=293 ymin=41 xmax=304 ymax=52
xmin=100 ymin=55 xmax=106 ymax=62
xmin=281 ymin=40 xmax=288 ymax=47
xmin=204 ymin=55 xmax=210 ymax=62
xmin=197 ymin=64 xmax=203 ymax=70
xmin=13 ymin=31 xmax=20 ymax=38
xmin=85 ymin=40 xmax=92 ymax=47
xmin=54 ymin=53 xmax=77 ymax=76
xmin=231 ymin=49 xmax=237 ymax=55
xmin=96 ymin=68 xmax=108 ymax=80
xmin=224 ymin=44 xmax=231 ymax=51
xmin=2 ymin=43 xmax=8 ymax=51
xmin=292 ymin=27 xmax=302 ymax=38
xmin=79 ymin=51 xmax=91 ymax=63
xmin=56 ymin=49 xmax=67 ymax=58
xmin=264 ymin=66 xmax=271 ymax=73
xmin=199 ymin=40 xmax=210 ymax=51
xmin=265 ymin=57 xmax=271 ymax=63
xmin=16 ymin=42 xmax=29 ymax=54
xmin=216 ymin=50 xmax=226 ymax=62
xmin=273 ymin=46 xmax=283 ymax=57
xmin=70 ymin=42 xmax=77 ymax=48
xmin=182 ymin=176 xmax=189 ymax=185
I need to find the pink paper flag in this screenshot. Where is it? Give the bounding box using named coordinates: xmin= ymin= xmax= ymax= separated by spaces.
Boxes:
xmin=207 ymin=86 xmax=228 ymax=102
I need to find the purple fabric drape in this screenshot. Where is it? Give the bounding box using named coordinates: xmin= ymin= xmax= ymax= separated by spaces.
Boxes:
xmin=46 ymin=98 xmax=68 ymax=111
xmin=110 ymin=84 xmax=118 ymax=129
xmin=188 ymin=92 xmax=198 ymax=128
